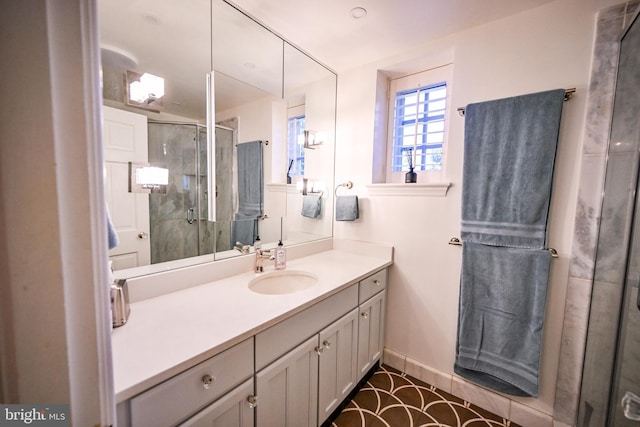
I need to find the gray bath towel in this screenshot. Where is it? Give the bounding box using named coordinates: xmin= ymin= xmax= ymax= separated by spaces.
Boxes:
xmin=336 ymin=195 xmax=359 ymax=221
xmin=232 ymin=141 xmax=263 ymax=248
xmin=236 ymin=141 xmax=263 ymax=219
xmin=107 ymin=208 xmax=119 ymax=249
xmin=301 ymin=194 xmax=322 ymax=218
xmin=231 ymin=215 xmax=258 ymax=249
xmin=454 ymin=242 xmax=552 ymax=397
xmin=461 ymin=89 xmax=565 ymax=249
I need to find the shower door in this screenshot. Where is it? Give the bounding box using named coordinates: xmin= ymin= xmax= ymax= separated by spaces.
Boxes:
xmin=148 ymin=122 xmax=213 ymax=264
xmin=610 ymin=186 xmax=640 ymax=424
xmin=609 ymin=8 xmax=640 ymax=425
xmin=579 ymin=6 xmax=640 ymax=426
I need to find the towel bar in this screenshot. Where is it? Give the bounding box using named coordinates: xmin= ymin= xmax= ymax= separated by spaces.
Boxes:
xmin=448 ymin=237 xmax=559 ymax=258
xmin=335 ymin=181 xmax=353 ymax=197
xmin=456 ymin=88 xmax=576 ymax=116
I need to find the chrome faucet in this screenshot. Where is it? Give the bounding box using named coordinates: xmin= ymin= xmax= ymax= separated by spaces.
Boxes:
xmin=234 ymin=241 xmax=250 ymax=254
xmin=255 ymin=247 xmax=274 ymax=273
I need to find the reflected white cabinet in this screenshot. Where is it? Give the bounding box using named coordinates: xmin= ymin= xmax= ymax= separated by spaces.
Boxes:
xmin=179 ymin=378 xmax=254 ymax=427
xmin=256 ymin=335 xmax=319 ymax=427
xmin=318 ymin=308 xmax=359 ymax=425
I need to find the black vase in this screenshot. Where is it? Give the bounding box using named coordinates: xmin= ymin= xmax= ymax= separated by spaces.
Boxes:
xmin=405 ymin=167 xmax=417 ymax=183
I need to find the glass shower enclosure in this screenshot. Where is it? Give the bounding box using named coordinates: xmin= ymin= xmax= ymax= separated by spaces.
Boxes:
xmin=579 ymin=7 xmax=640 ymax=426
xmin=147 ymin=121 xmax=214 ymax=264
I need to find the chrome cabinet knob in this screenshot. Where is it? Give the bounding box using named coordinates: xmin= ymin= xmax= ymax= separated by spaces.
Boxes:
xmin=315 ymin=345 xmax=324 ymax=355
xmin=322 ymin=340 xmax=331 ymax=349
xmin=373 ymin=279 xmax=381 ymax=286
xmin=137 ymin=232 xmax=149 ymax=239
xmin=247 ymin=395 xmax=258 ymax=409
xmin=202 ymin=374 xmax=214 ymax=389
xmin=361 ymin=312 xmax=369 ymax=319
xmin=622 ymin=391 xmax=640 ymax=420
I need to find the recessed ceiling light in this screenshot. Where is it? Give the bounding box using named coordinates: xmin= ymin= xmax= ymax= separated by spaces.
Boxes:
xmin=350 ymin=7 xmax=367 ymax=19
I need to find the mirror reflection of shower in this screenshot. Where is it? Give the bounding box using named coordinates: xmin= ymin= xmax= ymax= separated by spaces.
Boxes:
xmin=147 ymin=121 xmax=213 ymax=264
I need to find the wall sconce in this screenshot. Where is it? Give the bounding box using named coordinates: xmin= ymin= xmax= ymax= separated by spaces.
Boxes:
xmin=126 ymin=70 xmax=165 ymax=111
xmin=129 ymin=162 xmax=169 ymax=194
xmin=297 ymin=130 xmax=326 ymax=149
xmin=296 ymin=178 xmax=325 ymax=195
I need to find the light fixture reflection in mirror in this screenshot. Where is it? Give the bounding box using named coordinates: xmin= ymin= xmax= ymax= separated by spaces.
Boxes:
xmin=297 ymin=178 xmax=325 ymax=195
xmin=298 ymin=129 xmax=326 ymax=149
xmin=128 ymin=162 xmax=169 ymax=194
xmin=126 ymin=70 xmax=165 ymax=111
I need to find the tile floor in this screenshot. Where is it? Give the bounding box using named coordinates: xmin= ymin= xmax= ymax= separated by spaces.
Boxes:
xmin=328 ymin=365 xmax=523 ymax=427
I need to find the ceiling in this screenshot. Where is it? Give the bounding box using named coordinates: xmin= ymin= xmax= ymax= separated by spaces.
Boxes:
xmin=230 ymin=0 xmax=556 ymax=73
xmin=99 ymin=0 xmax=556 ymax=120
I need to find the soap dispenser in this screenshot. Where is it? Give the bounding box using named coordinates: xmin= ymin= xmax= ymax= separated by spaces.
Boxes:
xmin=274 ymin=240 xmax=287 ymax=270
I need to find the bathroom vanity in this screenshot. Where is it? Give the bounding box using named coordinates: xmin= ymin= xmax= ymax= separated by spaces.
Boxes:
xmin=112 ymin=240 xmax=392 ymax=427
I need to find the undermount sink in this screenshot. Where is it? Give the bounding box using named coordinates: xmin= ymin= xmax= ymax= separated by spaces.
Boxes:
xmin=249 ymin=270 xmax=318 ymax=295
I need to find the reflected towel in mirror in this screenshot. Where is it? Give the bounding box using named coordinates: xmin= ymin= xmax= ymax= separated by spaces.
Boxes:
xmin=336 ymin=195 xmax=359 ymax=221
xmin=301 ymin=194 xmax=322 ymax=218
xmin=107 ymin=207 xmax=119 ymax=249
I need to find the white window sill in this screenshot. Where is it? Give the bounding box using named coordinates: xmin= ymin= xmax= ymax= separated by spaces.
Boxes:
xmin=366 ymin=182 xmax=452 ymax=197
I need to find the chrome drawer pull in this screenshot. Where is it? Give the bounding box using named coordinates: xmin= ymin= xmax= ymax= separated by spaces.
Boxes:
xmin=201 ymin=374 xmax=215 ymax=389
xmin=373 ymin=279 xmax=381 ymax=286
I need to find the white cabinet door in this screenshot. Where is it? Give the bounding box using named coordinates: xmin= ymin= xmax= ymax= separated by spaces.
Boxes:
xmin=179 ymin=378 xmax=254 ymax=427
xmin=256 ymin=335 xmax=319 ymax=427
xmin=357 ymin=291 xmax=386 ymax=381
xmin=318 ymin=308 xmax=358 ymax=425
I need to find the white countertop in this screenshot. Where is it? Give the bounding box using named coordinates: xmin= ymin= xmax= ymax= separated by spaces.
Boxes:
xmin=111 ymin=244 xmax=392 ymax=402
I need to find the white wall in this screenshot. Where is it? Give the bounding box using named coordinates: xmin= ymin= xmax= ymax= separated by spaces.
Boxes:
xmin=334 ymin=0 xmax=621 ymax=417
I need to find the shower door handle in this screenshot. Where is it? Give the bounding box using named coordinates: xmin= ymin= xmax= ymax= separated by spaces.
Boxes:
xmin=186 ymin=208 xmax=195 ymax=224
xmin=622 ymin=391 xmax=640 ymax=420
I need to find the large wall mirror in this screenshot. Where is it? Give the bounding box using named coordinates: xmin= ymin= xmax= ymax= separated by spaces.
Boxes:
xmin=99 ymin=0 xmax=337 ymax=278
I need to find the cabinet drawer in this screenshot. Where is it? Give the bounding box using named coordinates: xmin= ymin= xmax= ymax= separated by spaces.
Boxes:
xmin=131 ymin=338 xmax=253 ymax=427
xmin=359 ymin=269 xmax=386 ymax=304
xmin=255 ymin=284 xmax=358 ymax=370
xmin=178 ymin=378 xmax=254 ymax=427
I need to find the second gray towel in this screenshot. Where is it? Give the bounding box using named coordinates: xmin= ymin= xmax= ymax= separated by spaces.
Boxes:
xmin=454 ymin=241 xmax=552 ymax=397
xmin=301 ymin=194 xmax=322 ymax=218
xmin=336 ymin=195 xmax=359 ymax=221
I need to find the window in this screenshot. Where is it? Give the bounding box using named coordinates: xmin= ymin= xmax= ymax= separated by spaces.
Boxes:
xmin=392 ymin=83 xmax=446 ymax=172
xmin=387 ymin=65 xmax=452 ymax=183
xmin=287 ymin=115 xmax=305 ymax=177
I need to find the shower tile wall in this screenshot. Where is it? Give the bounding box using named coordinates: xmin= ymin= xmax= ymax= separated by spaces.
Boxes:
xmin=553 ymin=1 xmax=640 ymax=425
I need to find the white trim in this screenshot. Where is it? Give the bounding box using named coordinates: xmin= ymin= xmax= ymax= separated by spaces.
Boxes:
xmin=366 ymin=182 xmax=452 ymax=197
xmin=82 ymin=0 xmax=117 ymax=424
xmin=386 ymin=64 xmax=453 ymax=184
xmin=266 ymin=183 xmax=288 ymax=193
xmin=48 ymin=0 xmax=114 ymax=424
